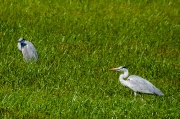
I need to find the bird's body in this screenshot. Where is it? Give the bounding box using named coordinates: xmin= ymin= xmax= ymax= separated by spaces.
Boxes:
xmin=17 ymin=38 xmax=38 ymax=62
xmin=110 ymin=66 xmax=164 ymax=96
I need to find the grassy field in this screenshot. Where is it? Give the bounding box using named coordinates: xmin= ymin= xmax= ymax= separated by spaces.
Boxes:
xmin=0 ymin=0 xmax=180 ymax=118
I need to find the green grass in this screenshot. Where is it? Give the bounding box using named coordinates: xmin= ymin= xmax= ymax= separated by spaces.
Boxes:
xmin=0 ymin=0 xmax=180 ymax=118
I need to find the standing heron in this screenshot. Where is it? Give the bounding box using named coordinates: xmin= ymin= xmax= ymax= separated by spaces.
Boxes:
xmin=110 ymin=66 xmax=164 ymax=96
xmin=17 ymin=38 xmax=38 ymax=62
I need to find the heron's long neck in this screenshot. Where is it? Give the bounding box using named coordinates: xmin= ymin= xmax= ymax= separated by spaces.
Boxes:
xmin=119 ymin=70 xmax=129 ymax=85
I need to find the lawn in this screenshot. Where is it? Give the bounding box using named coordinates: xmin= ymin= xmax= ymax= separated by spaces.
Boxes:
xmin=0 ymin=0 xmax=180 ymax=118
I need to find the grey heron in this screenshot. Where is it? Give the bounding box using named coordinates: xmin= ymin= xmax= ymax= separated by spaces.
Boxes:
xmin=110 ymin=66 xmax=164 ymax=96
xmin=17 ymin=38 xmax=38 ymax=62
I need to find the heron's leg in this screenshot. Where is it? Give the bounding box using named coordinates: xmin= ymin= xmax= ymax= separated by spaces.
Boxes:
xmin=140 ymin=94 xmax=144 ymax=102
xmin=134 ymin=92 xmax=137 ymax=96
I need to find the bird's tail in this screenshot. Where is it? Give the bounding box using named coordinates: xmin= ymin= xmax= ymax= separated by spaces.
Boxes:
xmin=155 ymin=88 xmax=164 ymax=96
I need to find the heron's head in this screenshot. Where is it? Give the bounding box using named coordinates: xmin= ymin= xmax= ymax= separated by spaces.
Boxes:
xmin=110 ymin=66 xmax=128 ymax=72
xmin=17 ymin=38 xmax=26 ymax=43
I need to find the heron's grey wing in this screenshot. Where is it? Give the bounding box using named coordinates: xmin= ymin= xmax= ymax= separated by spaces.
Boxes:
xmin=26 ymin=41 xmax=38 ymax=58
xmin=126 ymin=75 xmax=164 ymax=95
xmin=22 ymin=41 xmax=38 ymax=62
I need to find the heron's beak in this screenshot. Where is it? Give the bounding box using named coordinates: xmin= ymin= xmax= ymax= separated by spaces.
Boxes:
xmin=110 ymin=68 xmax=119 ymax=71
